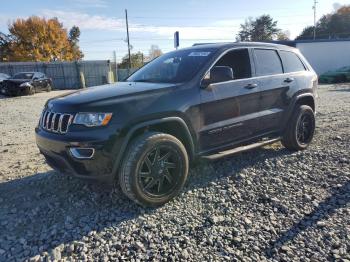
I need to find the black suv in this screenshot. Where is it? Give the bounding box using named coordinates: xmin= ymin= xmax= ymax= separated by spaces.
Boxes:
xmin=3 ymin=72 xmax=53 ymax=96
xmin=36 ymin=42 xmax=317 ymax=206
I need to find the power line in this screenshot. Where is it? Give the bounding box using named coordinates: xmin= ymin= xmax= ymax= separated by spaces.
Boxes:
xmin=80 ymin=38 xmax=236 ymax=44
xmin=129 ymin=13 xmax=312 ymax=20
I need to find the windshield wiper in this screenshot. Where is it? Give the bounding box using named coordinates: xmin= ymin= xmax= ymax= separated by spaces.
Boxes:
xmin=133 ymin=79 xmax=156 ymax=83
xmin=133 ymin=78 xmax=176 ymax=84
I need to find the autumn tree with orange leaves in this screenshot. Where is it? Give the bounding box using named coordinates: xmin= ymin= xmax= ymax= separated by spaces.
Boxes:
xmin=0 ymin=16 xmax=83 ymax=62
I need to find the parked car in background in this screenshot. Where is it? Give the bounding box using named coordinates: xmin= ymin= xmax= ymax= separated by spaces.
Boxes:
xmin=319 ymin=66 xmax=350 ymax=83
xmin=36 ymin=42 xmax=317 ymax=207
xmin=3 ymin=72 xmax=53 ymax=96
xmin=0 ymin=73 xmax=10 ymax=95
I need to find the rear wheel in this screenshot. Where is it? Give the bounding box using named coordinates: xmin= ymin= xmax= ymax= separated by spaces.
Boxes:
xmin=119 ymin=132 xmax=189 ymax=207
xmin=282 ymin=105 xmax=315 ymax=151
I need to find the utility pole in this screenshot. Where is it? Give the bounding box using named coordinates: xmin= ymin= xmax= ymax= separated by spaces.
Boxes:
xmin=312 ymin=0 xmax=318 ymax=40
xmin=125 ymin=9 xmax=131 ymax=71
xmin=113 ymin=50 xmax=118 ymax=82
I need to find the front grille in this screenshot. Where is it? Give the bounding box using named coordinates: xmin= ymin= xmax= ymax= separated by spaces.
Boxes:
xmin=40 ymin=110 xmax=73 ymax=134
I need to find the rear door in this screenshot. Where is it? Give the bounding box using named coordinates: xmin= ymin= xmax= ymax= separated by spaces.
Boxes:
xmin=199 ymin=48 xmax=261 ymax=152
xmin=252 ymin=48 xmax=289 ymax=134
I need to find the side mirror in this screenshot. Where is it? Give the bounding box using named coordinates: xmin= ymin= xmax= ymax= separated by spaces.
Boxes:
xmin=200 ymin=66 xmax=234 ymax=88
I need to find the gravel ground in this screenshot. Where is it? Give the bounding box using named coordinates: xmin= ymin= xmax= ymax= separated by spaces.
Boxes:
xmin=0 ymin=85 xmax=349 ymax=261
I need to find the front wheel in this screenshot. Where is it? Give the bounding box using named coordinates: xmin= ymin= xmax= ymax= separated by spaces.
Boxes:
xmin=24 ymin=86 xmax=35 ymax=95
xmin=46 ymin=83 xmax=52 ymax=92
xmin=119 ymin=132 xmax=189 ymax=207
xmin=282 ymin=105 xmax=315 ymax=151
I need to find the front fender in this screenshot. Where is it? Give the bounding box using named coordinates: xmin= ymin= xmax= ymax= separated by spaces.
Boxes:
xmin=111 ymin=116 xmax=195 ymax=177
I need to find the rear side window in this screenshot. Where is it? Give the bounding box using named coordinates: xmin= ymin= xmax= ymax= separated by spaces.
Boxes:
xmin=254 ymin=49 xmax=283 ymax=76
xmin=279 ymin=51 xmax=306 ymax=73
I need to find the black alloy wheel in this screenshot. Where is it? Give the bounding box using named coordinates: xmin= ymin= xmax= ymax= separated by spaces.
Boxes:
xmin=119 ymin=132 xmax=189 ymax=207
xmin=282 ymin=105 xmax=315 ymax=151
xmin=296 ymin=113 xmax=313 ymax=145
xmin=138 ymin=145 xmax=181 ymax=197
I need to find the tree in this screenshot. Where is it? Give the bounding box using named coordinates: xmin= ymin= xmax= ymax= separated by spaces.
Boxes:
xmin=148 ymin=45 xmax=163 ymax=60
xmin=68 ymin=26 xmax=84 ymax=60
xmin=0 ymin=33 xmax=12 ymax=62
xmin=0 ymin=16 xmax=83 ymax=62
xmin=296 ymin=5 xmax=350 ymax=40
xmin=236 ymin=15 xmax=281 ymax=41
xmin=118 ymin=51 xmax=144 ymax=69
xmin=277 ymin=30 xmax=291 ymax=41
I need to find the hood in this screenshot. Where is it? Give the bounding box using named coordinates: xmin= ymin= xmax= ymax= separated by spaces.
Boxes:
xmin=6 ymin=79 xmax=32 ymax=84
xmin=48 ymin=81 xmax=178 ymax=110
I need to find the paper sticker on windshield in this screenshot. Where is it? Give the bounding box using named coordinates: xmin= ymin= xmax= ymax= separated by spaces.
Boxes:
xmin=188 ymin=52 xmax=211 ymax=57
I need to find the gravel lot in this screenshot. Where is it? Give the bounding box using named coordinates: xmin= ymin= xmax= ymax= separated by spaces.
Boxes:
xmin=0 ymin=85 xmax=349 ymax=261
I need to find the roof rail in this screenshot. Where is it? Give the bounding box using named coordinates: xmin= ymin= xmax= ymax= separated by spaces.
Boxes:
xmin=192 ymin=43 xmax=214 ymax=46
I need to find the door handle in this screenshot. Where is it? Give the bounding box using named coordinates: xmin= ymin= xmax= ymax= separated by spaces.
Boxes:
xmin=245 ymin=83 xmax=258 ymax=89
xmin=284 ymin=77 xmax=294 ymax=83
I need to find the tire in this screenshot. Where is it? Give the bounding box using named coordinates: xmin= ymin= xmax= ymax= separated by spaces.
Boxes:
xmin=282 ymin=105 xmax=315 ymax=151
xmin=119 ymin=132 xmax=189 ymax=207
xmin=46 ymin=83 xmax=52 ymax=92
xmin=24 ymin=86 xmax=35 ymax=96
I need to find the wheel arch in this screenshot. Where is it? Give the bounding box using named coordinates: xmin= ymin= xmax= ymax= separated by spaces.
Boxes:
xmin=112 ymin=117 xmax=196 ymax=177
xmin=295 ymin=94 xmax=315 ymax=112
xmin=282 ymin=93 xmax=315 ymax=132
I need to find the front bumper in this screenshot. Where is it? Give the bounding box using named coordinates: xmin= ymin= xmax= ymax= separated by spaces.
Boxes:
xmin=2 ymin=85 xmax=27 ymax=95
xmin=35 ymin=126 xmax=123 ymax=182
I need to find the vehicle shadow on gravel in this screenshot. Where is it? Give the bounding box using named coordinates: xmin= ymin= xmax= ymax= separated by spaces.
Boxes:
xmin=0 ymin=146 xmax=302 ymax=259
xmin=265 ymin=180 xmax=350 ymax=259
xmin=0 ymin=171 xmax=141 ymax=259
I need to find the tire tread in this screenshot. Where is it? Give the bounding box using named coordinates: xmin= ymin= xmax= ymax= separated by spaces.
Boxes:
xmin=282 ymin=105 xmax=315 ymax=151
xmin=119 ymin=132 xmax=188 ymax=206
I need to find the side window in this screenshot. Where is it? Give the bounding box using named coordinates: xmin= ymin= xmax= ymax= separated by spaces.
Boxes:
xmin=279 ymin=51 xmax=306 ymax=73
xmin=214 ymin=49 xmax=252 ymax=80
xmin=254 ymin=49 xmax=283 ymax=76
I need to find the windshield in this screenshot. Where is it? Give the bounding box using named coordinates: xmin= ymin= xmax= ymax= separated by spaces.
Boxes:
xmin=12 ymin=73 xmax=33 ymax=80
xmin=127 ymin=48 xmax=216 ymax=83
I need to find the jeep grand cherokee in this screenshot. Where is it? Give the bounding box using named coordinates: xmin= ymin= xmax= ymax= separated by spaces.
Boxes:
xmin=36 ymin=42 xmax=317 ymax=207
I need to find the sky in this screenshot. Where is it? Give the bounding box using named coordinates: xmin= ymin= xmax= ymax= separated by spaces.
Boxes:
xmin=0 ymin=0 xmax=348 ymax=61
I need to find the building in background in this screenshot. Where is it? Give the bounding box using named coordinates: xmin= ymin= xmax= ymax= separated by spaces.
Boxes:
xmin=272 ymin=39 xmax=350 ymax=76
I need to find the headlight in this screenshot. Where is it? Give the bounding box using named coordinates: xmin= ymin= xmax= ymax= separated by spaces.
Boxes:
xmin=73 ymin=112 xmax=113 ymax=127
xmin=19 ymin=82 xmax=32 ymax=87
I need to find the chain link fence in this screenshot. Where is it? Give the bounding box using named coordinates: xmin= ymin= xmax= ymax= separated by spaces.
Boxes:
xmin=0 ymin=61 xmax=138 ymax=89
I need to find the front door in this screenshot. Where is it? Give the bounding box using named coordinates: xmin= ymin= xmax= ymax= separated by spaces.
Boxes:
xmin=199 ymin=48 xmax=261 ymax=152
